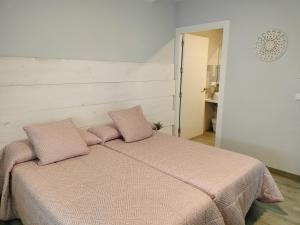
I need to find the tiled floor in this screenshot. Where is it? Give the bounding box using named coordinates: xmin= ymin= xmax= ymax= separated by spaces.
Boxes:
xmin=1 ymin=173 xmax=299 ymax=225
xmin=191 ymin=131 xmax=216 ymax=146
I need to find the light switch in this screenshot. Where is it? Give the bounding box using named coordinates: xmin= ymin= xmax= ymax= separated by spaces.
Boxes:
xmin=296 ymin=93 xmax=300 ymax=101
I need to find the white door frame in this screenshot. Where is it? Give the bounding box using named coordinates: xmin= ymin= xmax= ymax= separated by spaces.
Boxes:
xmin=174 ymin=20 xmax=230 ymax=147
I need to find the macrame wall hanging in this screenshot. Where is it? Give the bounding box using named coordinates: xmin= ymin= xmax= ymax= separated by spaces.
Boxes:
xmin=255 ymin=29 xmax=288 ymax=62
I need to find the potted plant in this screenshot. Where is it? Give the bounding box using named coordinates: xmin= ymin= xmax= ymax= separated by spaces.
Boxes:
xmin=153 ymin=121 xmax=163 ymax=131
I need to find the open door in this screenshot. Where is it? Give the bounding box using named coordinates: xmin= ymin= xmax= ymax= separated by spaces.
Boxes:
xmin=180 ymin=34 xmax=209 ymax=139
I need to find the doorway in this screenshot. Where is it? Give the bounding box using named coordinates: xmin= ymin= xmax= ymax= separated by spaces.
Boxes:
xmin=174 ymin=21 xmax=230 ymax=147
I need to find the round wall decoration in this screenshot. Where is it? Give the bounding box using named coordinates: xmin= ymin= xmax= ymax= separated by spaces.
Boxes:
xmin=255 ymin=29 xmax=288 ymax=62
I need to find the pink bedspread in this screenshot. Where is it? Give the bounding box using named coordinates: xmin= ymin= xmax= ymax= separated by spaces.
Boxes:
xmin=105 ymin=132 xmax=284 ymax=225
xmin=0 ymin=142 xmax=225 ymax=225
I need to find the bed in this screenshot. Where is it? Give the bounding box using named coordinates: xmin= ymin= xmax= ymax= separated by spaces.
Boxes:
xmin=0 ymin=143 xmax=225 ymax=225
xmin=105 ymin=132 xmax=284 ymax=225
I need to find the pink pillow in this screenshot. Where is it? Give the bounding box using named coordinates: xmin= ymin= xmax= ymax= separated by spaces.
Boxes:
xmin=108 ymin=105 xmax=154 ymax=143
xmin=78 ymin=129 xmax=102 ymax=146
xmin=23 ymin=119 xmax=89 ymax=165
xmin=88 ymin=123 xmax=121 ymax=144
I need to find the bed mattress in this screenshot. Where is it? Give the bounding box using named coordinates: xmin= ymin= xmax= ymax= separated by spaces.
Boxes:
xmin=105 ymin=132 xmax=283 ymax=225
xmin=7 ymin=145 xmax=224 ymax=225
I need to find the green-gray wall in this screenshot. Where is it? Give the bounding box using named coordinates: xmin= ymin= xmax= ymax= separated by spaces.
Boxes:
xmin=175 ymin=0 xmax=300 ymax=175
xmin=0 ymin=0 xmax=175 ymax=63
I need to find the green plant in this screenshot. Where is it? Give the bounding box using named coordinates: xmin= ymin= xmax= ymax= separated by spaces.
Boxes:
xmin=153 ymin=121 xmax=163 ymax=130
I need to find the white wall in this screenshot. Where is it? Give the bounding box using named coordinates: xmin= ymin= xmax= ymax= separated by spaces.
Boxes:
xmin=175 ymin=0 xmax=300 ymax=175
xmin=0 ymin=0 xmax=175 ymax=63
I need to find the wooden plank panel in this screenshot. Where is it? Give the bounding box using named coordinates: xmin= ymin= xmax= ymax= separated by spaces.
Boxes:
xmin=0 ymin=80 xmax=175 ymax=113
xmin=0 ymin=57 xmax=176 ymax=156
xmin=0 ymin=97 xmax=174 ymax=150
xmin=0 ymin=96 xmax=174 ymax=133
xmin=0 ymin=57 xmax=174 ymax=86
xmin=0 ymin=109 xmax=174 ymax=150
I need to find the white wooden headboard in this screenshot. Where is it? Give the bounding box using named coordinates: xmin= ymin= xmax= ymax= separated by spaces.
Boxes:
xmin=0 ymin=57 xmax=175 ymax=151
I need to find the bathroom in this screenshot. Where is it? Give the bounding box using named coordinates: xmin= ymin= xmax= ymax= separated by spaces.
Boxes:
xmin=179 ymin=28 xmax=223 ymax=146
